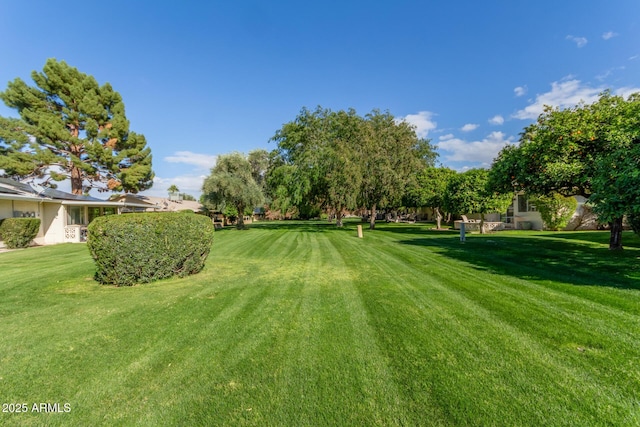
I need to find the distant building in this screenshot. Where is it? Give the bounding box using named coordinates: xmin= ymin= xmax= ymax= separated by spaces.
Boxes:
xmin=108 ymin=194 xmax=203 ymax=213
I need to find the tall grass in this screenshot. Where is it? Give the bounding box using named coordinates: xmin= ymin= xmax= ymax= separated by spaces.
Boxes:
xmin=0 ymin=222 xmax=638 ymax=426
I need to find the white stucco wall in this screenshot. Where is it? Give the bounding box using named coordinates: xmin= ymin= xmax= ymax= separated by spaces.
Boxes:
xmin=42 ymin=203 xmax=66 ymax=244
xmin=513 ymin=211 xmax=544 ymax=230
xmin=512 ymin=195 xmax=598 ymax=231
xmin=0 ymin=200 xmax=13 ymax=220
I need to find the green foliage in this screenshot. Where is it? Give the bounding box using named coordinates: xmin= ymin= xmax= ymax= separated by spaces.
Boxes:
xmin=0 ymin=117 xmax=52 ymax=180
xmin=297 ymin=203 xmax=322 ymax=220
xmin=268 ymin=106 xmax=437 ymax=228
xmin=0 ymin=217 xmax=40 ymax=248
xmin=404 ymin=166 xmax=457 ymax=209
xmin=591 ymin=143 xmax=640 ymax=223
xmin=248 ymin=148 xmax=269 ymax=190
xmin=0 ymin=59 xmax=154 ymax=194
xmin=202 ymin=152 xmax=264 ymax=229
xmin=444 ymin=169 xmax=512 ymax=218
xmin=269 ymin=107 xmax=364 ymax=226
xmin=627 ymin=214 xmax=640 ymax=235
xmin=489 ymin=91 xmax=640 ymax=249
xmin=86 ymin=212 xmax=214 ymax=286
xmin=360 ymin=110 xmax=436 ymax=229
xmin=534 ymin=193 xmax=578 ymax=231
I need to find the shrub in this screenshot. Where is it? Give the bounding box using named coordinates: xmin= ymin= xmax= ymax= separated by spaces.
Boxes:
xmin=0 ymin=218 xmax=40 ymax=249
xmin=87 ymin=212 xmax=214 ymax=286
xmin=534 ymin=194 xmax=578 ymax=231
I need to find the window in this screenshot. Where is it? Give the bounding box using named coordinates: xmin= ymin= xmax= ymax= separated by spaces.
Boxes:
xmin=67 ymin=206 xmax=85 ymax=225
xmin=502 ymin=203 xmax=515 ymax=224
xmin=517 ymin=195 xmax=537 ymax=212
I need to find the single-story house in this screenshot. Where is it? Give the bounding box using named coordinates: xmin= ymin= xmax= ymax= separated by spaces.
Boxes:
xmin=503 ymin=193 xmax=597 ymax=230
xmin=0 ymin=178 xmax=158 ymax=247
xmin=452 ymin=194 xmax=598 ymax=231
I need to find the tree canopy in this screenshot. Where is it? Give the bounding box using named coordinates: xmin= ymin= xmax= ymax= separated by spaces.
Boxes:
xmin=0 ymin=117 xmax=48 ymax=179
xmin=359 ymin=110 xmax=436 ymax=229
xmin=269 ymin=107 xmax=365 ymax=225
xmin=268 ymin=106 xmax=436 ymax=227
xmin=403 ymin=166 xmax=457 ymax=228
xmin=201 ymin=152 xmax=264 ymax=229
xmin=0 ymin=59 xmax=154 ymax=194
xmin=444 ymin=168 xmax=512 ymax=233
xmin=489 ymin=91 xmax=640 ymax=249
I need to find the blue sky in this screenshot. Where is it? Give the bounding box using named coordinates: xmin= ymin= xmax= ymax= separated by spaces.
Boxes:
xmin=1 ymin=1 xmax=639 ymax=198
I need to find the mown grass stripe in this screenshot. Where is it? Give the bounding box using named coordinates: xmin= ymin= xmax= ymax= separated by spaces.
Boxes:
xmin=0 ymin=221 xmax=639 ymax=426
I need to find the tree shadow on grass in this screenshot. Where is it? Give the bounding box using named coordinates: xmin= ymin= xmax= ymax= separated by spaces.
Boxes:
xmin=249 ymin=220 xmax=352 ymax=233
xmin=396 ymin=231 xmax=640 ymax=291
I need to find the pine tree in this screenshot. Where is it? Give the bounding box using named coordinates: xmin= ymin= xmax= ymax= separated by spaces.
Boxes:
xmin=0 ymin=59 xmax=154 ymax=194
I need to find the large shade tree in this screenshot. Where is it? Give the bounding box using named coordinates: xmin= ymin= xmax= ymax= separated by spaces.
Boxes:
xmin=360 ymin=110 xmax=437 ymax=229
xmin=268 ymin=107 xmax=436 ymax=227
xmin=489 ymin=91 xmax=640 ymax=249
xmin=248 ymin=148 xmax=270 ymax=191
xmin=403 ymin=166 xmax=457 ymax=229
xmin=269 ymin=107 xmax=364 ymax=226
xmin=0 ymin=59 xmax=154 ymax=194
xmin=201 ymin=152 xmax=264 ymax=229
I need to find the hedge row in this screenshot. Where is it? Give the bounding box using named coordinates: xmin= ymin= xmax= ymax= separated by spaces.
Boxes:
xmin=0 ymin=218 xmax=40 ymax=249
xmin=87 ymin=212 xmax=215 ymax=286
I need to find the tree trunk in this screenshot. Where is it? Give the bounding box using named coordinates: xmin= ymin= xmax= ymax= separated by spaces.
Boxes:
xmin=479 ymin=213 xmax=486 ymax=235
xmin=336 ymin=211 xmax=344 ymax=227
xmin=70 ymin=165 xmax=83 ymax=195
xmin=435 ymin=207 xmax=443 ymax=229
xmin=236 ymin=204 xmax=246 ymax=230
xmin=369 ymin=204 xmax=376 ymax=230
xmin=609 ymin=216 xmax=624 ymax=250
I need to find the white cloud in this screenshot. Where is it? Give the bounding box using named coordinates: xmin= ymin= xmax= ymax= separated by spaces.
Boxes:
xmin=461 ymin=123 xmax=479 ymax=132
xmin=164 ymin=151 xmax=217 ymax=170
xmin=566 ymin=35 xmax=588 ymax=48
xmin=399 ymin=111 xmax=437 ymax=138
xmin=513 ymin=78 xmax=640 ymax=120
xmin=514 ymin=86 xmax=528 ymax=97
xmin=615 ymin=86 xmax=640 ymax=98
xmin=602 ymin=31 xmax=618 ymax=40
xmin=596 ymin=66 xmax=626 ymax=81
xmin=436 ymin=131 xmax=515 ymax=166
xmin=488 ymin=115 xmax=504 ymax=125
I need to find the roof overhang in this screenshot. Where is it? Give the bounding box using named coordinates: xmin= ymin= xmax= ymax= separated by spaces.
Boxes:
xmin=0 ymin=190 xmax=158 ymax=209
xmin=0 ymin=193 xmax=45 ymax=202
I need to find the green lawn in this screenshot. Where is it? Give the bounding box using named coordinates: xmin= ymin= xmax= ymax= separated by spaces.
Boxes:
xmin=1 ymin=221 xmax=639 ymax=426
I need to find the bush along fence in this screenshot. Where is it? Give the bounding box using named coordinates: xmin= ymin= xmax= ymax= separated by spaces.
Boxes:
xmin=87 ymin=212 xmax=215 ymax=286
xmin=0 ymin=218 xmax=41 ymax=249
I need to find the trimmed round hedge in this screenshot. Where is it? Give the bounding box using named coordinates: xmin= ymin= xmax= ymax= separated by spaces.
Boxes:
xmin=87 ymin=212 xmax=214 ymax=286
xmin=0 ymin=218 xmax=41 ymax=249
